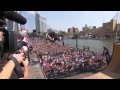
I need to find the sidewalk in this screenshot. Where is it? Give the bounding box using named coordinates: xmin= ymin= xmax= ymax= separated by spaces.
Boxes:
xmin=28 ymin=54 xmax=45 ymax=79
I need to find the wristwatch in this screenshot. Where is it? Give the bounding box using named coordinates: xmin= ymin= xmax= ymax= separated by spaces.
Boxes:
xmin=9 ymin=57 xmax=19 ymax=67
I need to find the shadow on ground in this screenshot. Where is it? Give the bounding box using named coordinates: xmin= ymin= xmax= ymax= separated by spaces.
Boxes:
xmin=30 ymin=60 xmax=39 ymax=66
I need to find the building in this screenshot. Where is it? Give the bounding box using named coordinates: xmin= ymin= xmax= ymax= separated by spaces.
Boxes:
xmin=35 ymin=12 xmax=40 ymax=35
xmin=40 ymin=16 xmax=47 ymax=33
xmin=73 ymin=27 xmax=79 ymax=34
xmin=90 ymin=19 xmax=120 ymax=39
xmin=82 ymin=24 xmax=88 ymax=32
xmin=68 ymin=27 xmax=79 ymax=34
xmin=98 ymin=19 xmax=119 ymax=38
xmin=29 ymin=30 xmax=37 ymax=37
xmin=82 ymin=24 xmax=108 ymax=38
xmin=82 ymin=15 xmax=120 ymax=39
xmin=35 ymin=12 xmax=47 ymax=36
xmin=68 ymin=28 xmax=73 ymax=33
xmin=92 ymin=27 xmax=102 ymax=38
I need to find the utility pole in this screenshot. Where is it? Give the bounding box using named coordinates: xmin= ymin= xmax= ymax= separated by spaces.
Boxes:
xmin=62 ymin=35 xmax=64 ymax=46
xmin=75 ymin=34 xmax=78 ymax=51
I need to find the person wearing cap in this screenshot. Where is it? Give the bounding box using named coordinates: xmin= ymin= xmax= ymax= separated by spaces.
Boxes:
xmin=17 ymin=29 xmax=30 ymax=79
xmin=19 ymin=29 xmax=33 ymax=59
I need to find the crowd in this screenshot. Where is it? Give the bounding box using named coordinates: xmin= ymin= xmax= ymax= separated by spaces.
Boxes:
xmin=30 ymin=37 xmax=73 ymax=55
xmin=30 ymin=37 xmax=108 ymax=79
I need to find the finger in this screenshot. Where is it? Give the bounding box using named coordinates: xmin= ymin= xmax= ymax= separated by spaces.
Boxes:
xmin=23 ymin=57 xmax=26 ymax=61
xmin=20 ymin=53 xmax=25 ymax=56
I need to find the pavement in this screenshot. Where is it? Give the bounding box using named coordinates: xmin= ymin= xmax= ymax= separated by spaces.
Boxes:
xmin=65 ymin=72 xmax=94 ymax=79
xmin=28 ymin=53 xmax=45 ymax=79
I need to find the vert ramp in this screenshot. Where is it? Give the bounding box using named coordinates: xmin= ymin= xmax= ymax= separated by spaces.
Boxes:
xmin=84 ymin=42 xmax=120 ymax=79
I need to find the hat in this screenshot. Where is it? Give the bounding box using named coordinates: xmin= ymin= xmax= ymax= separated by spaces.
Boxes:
xmin=18 ymin=30 xmax=28 ymax=37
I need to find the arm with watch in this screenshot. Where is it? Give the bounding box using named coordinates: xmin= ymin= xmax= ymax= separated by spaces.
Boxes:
xmin=0 ymin=53 xmax=24 ymax=79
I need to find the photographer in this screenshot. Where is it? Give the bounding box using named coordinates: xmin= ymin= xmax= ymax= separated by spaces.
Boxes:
xmin=0 ymin=29 xmax=25 ymax=79
xmin=0 ymin=11 xmax=28 ymax=79
xmin=17 ymin=30 xmax=30 ymax=79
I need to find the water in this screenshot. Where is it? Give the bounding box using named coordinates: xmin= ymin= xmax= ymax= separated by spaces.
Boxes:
xmin=58 ymin=39 xmax=115 ymax=55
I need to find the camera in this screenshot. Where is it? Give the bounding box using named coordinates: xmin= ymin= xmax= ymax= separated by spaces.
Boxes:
xmin=2 ymin=29 xmax=17 ymax=53
xmin=0 ymin=11 xmax=27 ymax=78
xmin=0 ymin=11 xmax=27 ymax=53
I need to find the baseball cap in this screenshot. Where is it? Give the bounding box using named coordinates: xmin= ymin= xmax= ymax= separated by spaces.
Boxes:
xmin=18 ymin=30 xmax=28 ymax=37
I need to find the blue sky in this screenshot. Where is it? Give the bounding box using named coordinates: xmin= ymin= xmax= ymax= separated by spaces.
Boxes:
xmin=21 ymin=11 xmax=119 ymax=32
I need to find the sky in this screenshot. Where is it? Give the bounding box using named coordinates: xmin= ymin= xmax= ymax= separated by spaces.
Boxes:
xmin=21 ymin=11 xmax=119 ymax=32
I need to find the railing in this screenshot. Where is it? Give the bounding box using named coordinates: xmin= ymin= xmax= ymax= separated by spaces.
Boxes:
xmin=79 ymin=46 xmax=103 ymax=54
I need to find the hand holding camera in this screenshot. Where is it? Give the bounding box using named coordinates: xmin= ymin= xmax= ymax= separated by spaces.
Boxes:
xmin=0 ymin=11 xmax=27 ymax=79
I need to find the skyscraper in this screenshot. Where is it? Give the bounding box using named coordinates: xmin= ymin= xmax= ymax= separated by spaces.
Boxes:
xmin=40 ymin=16 xmax=47 ymax=33
xmin=35 ymin=11 xmax=40 ymax=35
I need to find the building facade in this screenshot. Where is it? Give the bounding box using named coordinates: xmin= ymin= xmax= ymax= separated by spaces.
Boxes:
xmin=40 ymin=16 xmax=47 ymax=33
xmin=35 ymin=12 xmax=41 ymax=36
xmin=83 ymin=19 xmax=120 ymax=39
xmin=68 ymin=27 xmax=79 ymax=34
xmin=68 ymin=28 xmax=73 ymax=33
xmin=99 ymin=19 xmax=118 ymax=38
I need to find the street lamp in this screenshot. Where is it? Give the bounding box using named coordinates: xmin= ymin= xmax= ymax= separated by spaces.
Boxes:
xmin=74 ymin=34 xmax=78 ymax=51
xmin=61 ymin=35 xmax=64 ymax=46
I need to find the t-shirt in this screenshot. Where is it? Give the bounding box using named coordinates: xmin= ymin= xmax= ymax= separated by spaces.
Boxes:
xmin=22 ymin=35 xmax=32 ymax=47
